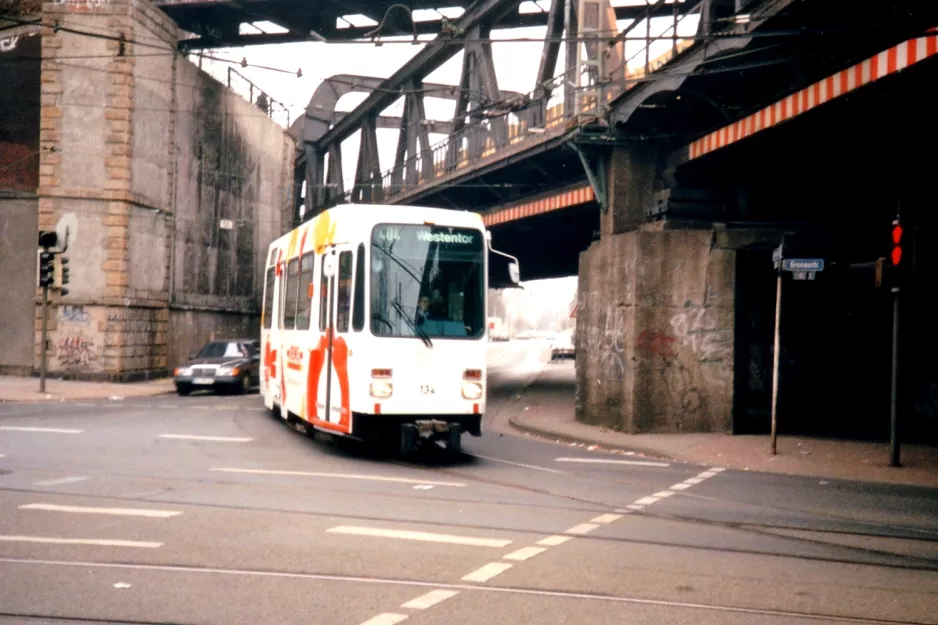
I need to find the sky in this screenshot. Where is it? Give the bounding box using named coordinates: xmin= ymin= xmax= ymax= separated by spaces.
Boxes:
xmin=185 ymin=1 xmax=697 ymax=291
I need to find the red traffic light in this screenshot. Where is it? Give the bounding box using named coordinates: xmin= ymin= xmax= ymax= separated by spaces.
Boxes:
xmin=890 ymin=220 xmax=903 ymax=266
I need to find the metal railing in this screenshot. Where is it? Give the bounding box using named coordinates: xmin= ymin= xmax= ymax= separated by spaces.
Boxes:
xmin=227 ymin=67 xmax=291 ymax=128
xmin=324 ymin=1 xmax=703 ymax=208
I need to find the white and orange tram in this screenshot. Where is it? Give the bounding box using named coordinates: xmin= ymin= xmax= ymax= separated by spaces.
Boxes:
xmin=260 ymin=203 xmax=520 ymax=453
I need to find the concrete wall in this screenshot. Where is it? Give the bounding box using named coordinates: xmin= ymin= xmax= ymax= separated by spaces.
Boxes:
xmin=576 ymin=226 xmax=736 ymax=433
xmin=0 ymin=197 xmax=39 ymax=374
xmin=18 ymin=0 xmax=294 ymax=381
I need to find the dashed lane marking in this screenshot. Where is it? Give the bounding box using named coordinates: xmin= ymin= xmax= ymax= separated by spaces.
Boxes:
xmin=211 ymin=468 xmax=466 ymax=487
xmin=32 ymin=476 xmax=89 ymax=487
xmin=326 ymin=526 xmax=512 ymax=548
xmin=400 ymin=590 xmax=460 ymax=610
xmin=502 ymin=546 xmax=546 ymax=561
xmin=360 ymin=465 xmax=730 ymax=624
xmin=359 ymin=613 xmax=409 ymax=625
xmin=554 ymin=457 xmax=670 ymax=467
xmin=564 ymin=523 xmax=599 ymax=535
xmin=0 ymin=536 xmax=162 ymax=548
xmin=461 ymin=562 xmax=513 ymax=583
xmin=0 ymin=427 xmax=82 ymax=434
xmin=19 ymin=503 xmax=182 ymax=518
xmin=158 ymin=434 xmax=253 ymax=442
xmin=536 ymin=535 xmax=574 ymax=546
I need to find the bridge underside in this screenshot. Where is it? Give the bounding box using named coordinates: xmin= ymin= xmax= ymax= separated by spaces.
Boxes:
xmin=489 ymin=201 xmax=598 ymax=284
xmin=575 ymin=18 xmax=938 ymax=441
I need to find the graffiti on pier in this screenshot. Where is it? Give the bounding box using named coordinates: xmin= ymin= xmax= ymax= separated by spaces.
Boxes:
xmin=57 ymin=333 xmax=98 ymax=366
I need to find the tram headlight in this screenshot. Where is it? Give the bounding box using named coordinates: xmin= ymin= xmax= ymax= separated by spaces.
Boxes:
xmin=461 ymin=381 xmax=482 ymax=400
xmin=370 ymin=382 xmax=393 ymax=398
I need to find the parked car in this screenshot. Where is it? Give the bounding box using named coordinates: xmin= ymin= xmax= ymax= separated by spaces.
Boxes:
xmin=550 ymin=331 xmax=575 ymax=361
xmin=173 ymin=339 xmax=260 ymax=396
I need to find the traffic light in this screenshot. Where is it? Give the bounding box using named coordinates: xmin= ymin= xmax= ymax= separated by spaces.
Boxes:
xmin=57 ymin=255 xmax=70 ymax=296
xmin=38 ymin=251 xmax=54 ymax=289
xmin=890 ymin=219 xmax=903 ymax=267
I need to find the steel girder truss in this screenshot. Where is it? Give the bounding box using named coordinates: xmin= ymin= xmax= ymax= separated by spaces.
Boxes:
xmin=294 ymin=0 xmax=721 ymax=224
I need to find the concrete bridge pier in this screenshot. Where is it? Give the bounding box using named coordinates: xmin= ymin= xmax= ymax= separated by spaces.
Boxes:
xmin=574 ymin=145 xmax=775 ymax=434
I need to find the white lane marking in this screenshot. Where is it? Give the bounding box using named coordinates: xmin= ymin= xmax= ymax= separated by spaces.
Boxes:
xmin=359 ymin=613 xmax=409 ymax=625
xmin=211 ymin=468 xmax=466 ymax=487
xmin=590 ymin=513 xmax=623 ymax=524
xmin=536 ymin=535 xmax=573 ymax=546
xmin=158 ymin=434 xmax=253 ymax=442
xmin=683 ymin=477 xmax=705 ymax=485
xmin=326 ymin=526 xmax=511 ymax=548
xmin=0 ymin=536 xmax=161 ymax=548
xmin=471 ymin=454 xmax=565 ymax=474
xmin=554 ymin=457 xmax=670 ymax=467
xmin=670 ymin=483 xmax=691 ymax=490
xmin=462 ymin=562 xmax=513 ymax=583
xmin=710 ymin=467 xmax=726 ymax=472
xmin=0 ymin=427 xmax=82 ymax=434
xmin=400 ymin=589 xmax=459 ymax=610
xmin=652 ymin=491 xmax=675 ymax=499
xmin=412 ymin=485 xmax=434 ymax=490
xmin=33 ymin=476 xmax=89 ymax=487
xmin=0 ymin=454 xmax=5 ymax=458
xmin=697 ymin=471 xmax=717 ymax=478
xmin=503 ymin=546 xmax=546 ymax=561
xmin=625 ymin=504 xmax=645 ymax=511
xmin=19 ymin=504 xmax=181 ymax=518
xmin=564 ymin=523 xmax=599 ymax=535
xmin=0 ymin=556 xmax=886 ymax=623
xmin=633 ymin=496 xmax=660 ymax=506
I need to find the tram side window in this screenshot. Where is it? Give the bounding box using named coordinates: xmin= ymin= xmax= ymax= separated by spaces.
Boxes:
xmin=336 ymin=251 xmax=353 ymax=333
xmin=352 ymin=244 xmax=365 ymax=332
xmin=262 ymin=266 xmax=275 ymax=329
xmin=318 ymin=256 xmax=329 ymax=331
xmin=283 ymin=258 xmax=299 ymax=329
xmin=296 ymin=252 xmax=315 ymax=330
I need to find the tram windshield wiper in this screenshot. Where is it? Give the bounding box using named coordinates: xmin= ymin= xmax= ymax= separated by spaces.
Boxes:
xmin=391 ymin=299 xmax=433 ymax=348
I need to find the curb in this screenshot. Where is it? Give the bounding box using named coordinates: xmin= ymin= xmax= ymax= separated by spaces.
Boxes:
xmin=507 ymin=412 xmax=677 ymax=463
xmin=0 ymin=388 xmax=176 ymax=404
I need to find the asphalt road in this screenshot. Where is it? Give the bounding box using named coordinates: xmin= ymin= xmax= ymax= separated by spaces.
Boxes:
xmin=1 ymin=339 xmax=937 ymax=625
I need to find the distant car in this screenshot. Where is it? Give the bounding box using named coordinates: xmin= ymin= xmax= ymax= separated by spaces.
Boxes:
xmin=173 ymin=339 xmax=260 ymax=396
xmin=550 ymin=331 xmax=575 ymax=361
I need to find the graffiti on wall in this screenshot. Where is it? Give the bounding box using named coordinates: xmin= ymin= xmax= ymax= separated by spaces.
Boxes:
xmin=56 ymin=305 xmax=100 ymax=369
xmin=582 ymin=299 xmax=628 ymax=382
xmin=631 ymin=307 xmax=733 ymax=429
xmin=0 ymin=36 xmax=19 ymax=53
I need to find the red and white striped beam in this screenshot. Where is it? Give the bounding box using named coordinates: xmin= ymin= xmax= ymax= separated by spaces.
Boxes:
xmin=686 ymin=33 xmax=938 ymax=161
xmin=482 ymin=183 xmax=595 ymax=227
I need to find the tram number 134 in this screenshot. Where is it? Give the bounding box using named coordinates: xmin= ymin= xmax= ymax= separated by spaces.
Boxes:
xmin=420 ymin=385 xmax=435 ymax=395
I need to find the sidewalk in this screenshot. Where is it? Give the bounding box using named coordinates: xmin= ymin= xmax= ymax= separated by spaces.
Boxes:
xmin=0 ymin=375 xmax=174 ymax=403
xmin=506 ymin=363 xmax=938 ymax=488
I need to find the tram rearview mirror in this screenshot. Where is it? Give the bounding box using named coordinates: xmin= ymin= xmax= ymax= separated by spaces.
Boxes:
xmin=323 ymin=254 xmax=337 ymax=278
xmin=508 ymin=261 xmax=520 ymax=284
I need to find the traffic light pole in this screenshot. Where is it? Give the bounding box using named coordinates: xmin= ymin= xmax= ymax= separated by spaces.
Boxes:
xmin=39 ymin=282 xmax=49 ymax=394
xmin=889 ymin=283 xmax=900 ymax=467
